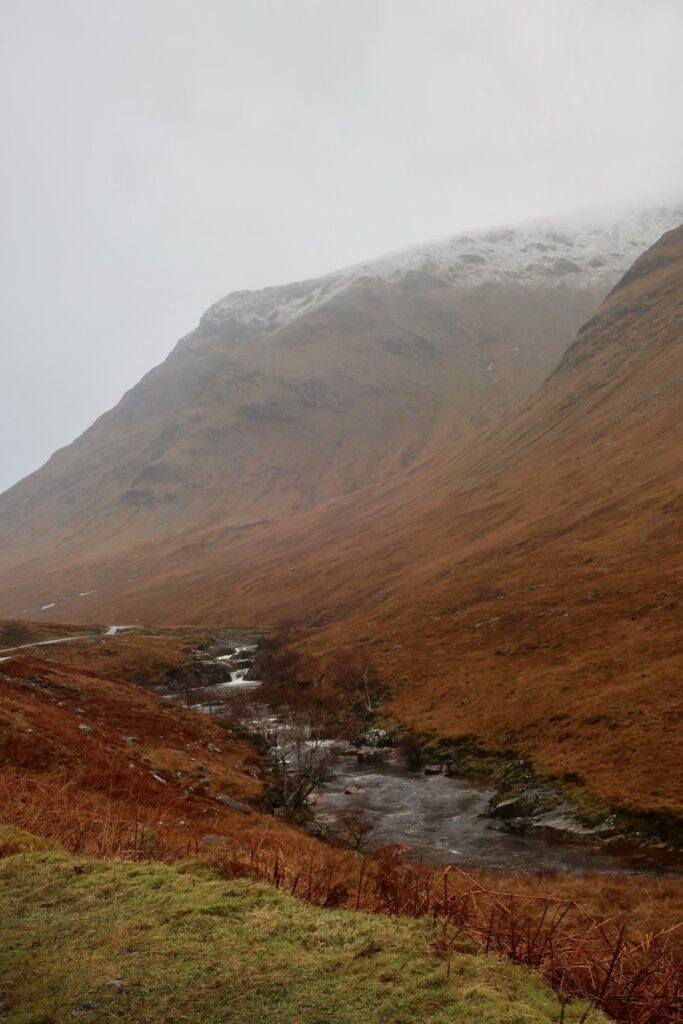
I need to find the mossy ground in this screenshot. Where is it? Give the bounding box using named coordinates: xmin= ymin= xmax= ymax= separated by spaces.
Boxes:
xmin=0 ymin=829 xmax=601 ymax=1024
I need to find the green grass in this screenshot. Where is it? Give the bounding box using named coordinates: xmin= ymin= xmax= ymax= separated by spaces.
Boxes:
xmin=0 ymin=830 xmax=602 ymax=1024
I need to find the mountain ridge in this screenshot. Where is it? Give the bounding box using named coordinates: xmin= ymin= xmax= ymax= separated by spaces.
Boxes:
xmin=0 ymin=205 xmax=682 ymax=633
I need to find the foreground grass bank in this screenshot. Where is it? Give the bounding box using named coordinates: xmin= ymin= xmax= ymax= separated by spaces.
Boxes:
xmin=0 ymin=830 xmax=599 ymax=1024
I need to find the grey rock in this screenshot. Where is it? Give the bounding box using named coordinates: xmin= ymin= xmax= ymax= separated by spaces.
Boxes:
xmin=150 ymin=772 xmax=167 ymax=785
xmin=423 ymin=764 xmax=442 ymax=775
xmin=122 ymin=735 xmax=139 ymax=745
xmin=593 ymin=816 xmax=619 ymax=838
xmin=200 ymin=834 xmax=234 ymax=849
xmin=216 ymin=795 xmax=251 ymax=814
xmin=78 ymin=724 xmax=94 ymax=736
xmin=491 ymin=793 xmax=539 ymax=819
xmin=206 ymin=743 xmax=221 ymax=753
xmin=527 ymin=814 xmax=604 ymax=842
xmin=356 ymin=746 xmax=391 ymax=763
xmin=104 ymin=980 xmax=125 ymax=994
xmin=554 ymin=257 xmax=582 ymax=274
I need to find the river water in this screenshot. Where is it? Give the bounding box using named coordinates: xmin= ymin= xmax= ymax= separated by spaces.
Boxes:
xmin=309 ymin=755 xmax=679 ymax=875
xmin=181 ymin=640 xmax=680 ymax=877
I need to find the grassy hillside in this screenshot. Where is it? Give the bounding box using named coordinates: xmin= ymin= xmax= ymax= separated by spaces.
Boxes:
xmin=0 ymin=829 xmax=602 ymax=1024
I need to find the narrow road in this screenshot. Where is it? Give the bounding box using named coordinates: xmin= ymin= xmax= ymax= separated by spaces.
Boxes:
xmin=0 ymin=626 xmax=129 ymax=662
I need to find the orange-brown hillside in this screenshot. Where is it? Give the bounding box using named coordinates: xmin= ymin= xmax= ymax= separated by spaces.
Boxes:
xmin=255 ymin=224 xmax=682 ymax=821
xmin=0 ymin=627 xmax=308 ymax=857
xmin=230 ymin=225 xmax=682 ymax=821
xmin=10 ymin=223 xmax=679 ymax=822
xmin=0 ymin=215 xmax=681 ymax=823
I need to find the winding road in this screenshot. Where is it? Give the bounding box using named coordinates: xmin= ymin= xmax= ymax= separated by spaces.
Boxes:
xmin=0 ymin=625 xmax=129 ymax=662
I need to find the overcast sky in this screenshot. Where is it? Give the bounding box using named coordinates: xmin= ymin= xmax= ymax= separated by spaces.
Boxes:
xmin=1 ymin=0 xmax=682 ymax=493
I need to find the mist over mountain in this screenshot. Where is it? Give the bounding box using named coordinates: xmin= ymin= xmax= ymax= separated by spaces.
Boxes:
xmin=1 ymin=203 xmax=681 ymax=623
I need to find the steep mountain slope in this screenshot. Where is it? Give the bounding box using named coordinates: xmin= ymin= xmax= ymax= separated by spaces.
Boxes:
xmin=1 ymin=206 xmax=680 ymax=617
xmin=216 ymin=223 xmax=682 ymax=819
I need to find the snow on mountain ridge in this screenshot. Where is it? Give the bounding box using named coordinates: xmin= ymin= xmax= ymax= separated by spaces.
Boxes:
xmin=202 ymin=204 xmax=683 ymax=335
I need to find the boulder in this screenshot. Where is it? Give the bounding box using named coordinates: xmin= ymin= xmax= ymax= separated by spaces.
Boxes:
xmin=216 ymin=795 xmax=251 ymax=814
xmin=356 ymin=746 xmax=391 ymax=763
xmin=491 ymin=793 xmax=539 ymax=819
xmin=423 ymin=764 xmax=442 ymax=775
xmin=527 ymin=814 xmax=604 ymax=843
xmin=200 ymin=834 xmax=235 ymax=849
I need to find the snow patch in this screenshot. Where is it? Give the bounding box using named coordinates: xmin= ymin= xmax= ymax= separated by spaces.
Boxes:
xmin=200 ymin=204 xmax=683 ymax=338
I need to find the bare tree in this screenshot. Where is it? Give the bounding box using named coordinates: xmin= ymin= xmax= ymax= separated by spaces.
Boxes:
xmin=245 ymin=705 xmax=338 ymax=809
xmin=335 ymin=808 xmax=375 ymax=850
xmin=326 ymin=651 xmax=388 ymax=717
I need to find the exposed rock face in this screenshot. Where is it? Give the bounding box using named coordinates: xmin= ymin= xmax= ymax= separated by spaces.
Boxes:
xmin=491 ymin=794 xmax=540 ymax=819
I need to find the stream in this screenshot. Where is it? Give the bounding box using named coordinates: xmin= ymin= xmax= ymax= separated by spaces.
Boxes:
xmin=167 ymin=637 xmax=681 ymax=878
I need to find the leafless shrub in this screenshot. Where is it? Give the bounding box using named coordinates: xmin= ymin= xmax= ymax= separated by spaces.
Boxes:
xmin=334 ymin=808 xmax=375 ymax=850
xmin=243 ymin=705 xmax=339 ymax=809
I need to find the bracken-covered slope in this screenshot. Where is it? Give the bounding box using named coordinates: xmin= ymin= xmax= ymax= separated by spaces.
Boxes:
xmin=0 ymin=206 xmax=680 ymax=617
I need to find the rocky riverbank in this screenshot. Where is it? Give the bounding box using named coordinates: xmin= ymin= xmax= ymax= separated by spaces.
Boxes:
xmin=169 ymin=637 xmax=682 ymax=876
